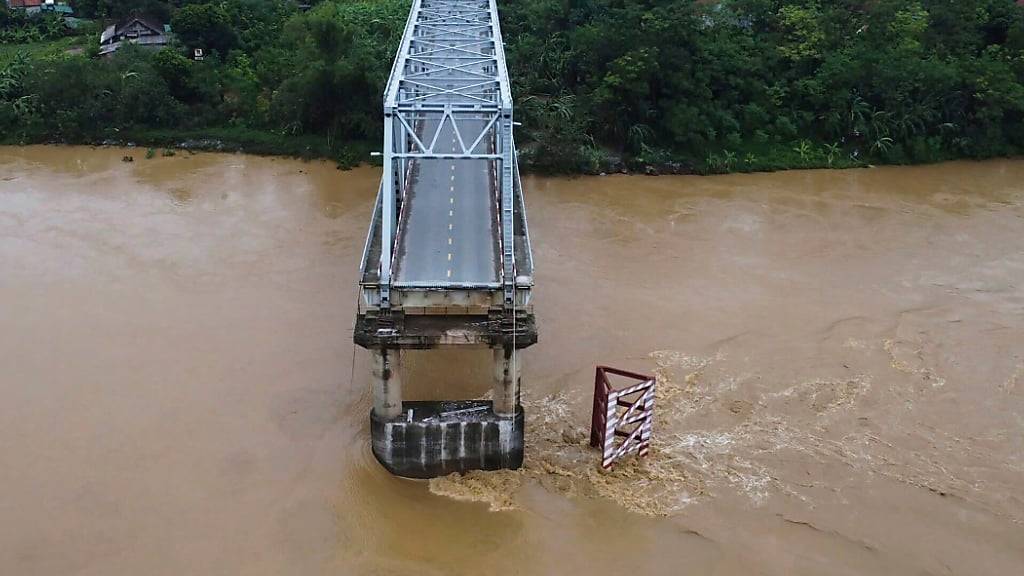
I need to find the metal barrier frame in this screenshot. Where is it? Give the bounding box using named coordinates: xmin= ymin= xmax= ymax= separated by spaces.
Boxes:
xmin=590 ymin=366 xmax=656 ymax=469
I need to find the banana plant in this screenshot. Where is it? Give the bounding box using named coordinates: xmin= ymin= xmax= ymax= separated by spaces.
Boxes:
xmin=793 ymin=139 xmax=813 ymax=162
xmin=722 ymin=149 xmax=736 ymax=170
xmin=823 ymin=142 xmax=841 ymax=166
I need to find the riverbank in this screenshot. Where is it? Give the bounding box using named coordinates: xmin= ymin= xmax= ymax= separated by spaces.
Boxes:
xmin=0 ymin=128 xmax=378 ymax=170
xmin=7 ymin=130 xmax=1020 ymax=176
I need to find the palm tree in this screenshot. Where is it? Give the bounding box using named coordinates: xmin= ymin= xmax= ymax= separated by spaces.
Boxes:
xmin=12 ymin=95 xmax=37 ymax=118
xmin=869 ymin=109 xmax=892 ymax=142
xmin=628 ymin=123 xmax=653 ymax=149
xmin=848 ymin=94 xmax=871 ymax=136
xmin=870 ymin=137 xmax=894 ymax=155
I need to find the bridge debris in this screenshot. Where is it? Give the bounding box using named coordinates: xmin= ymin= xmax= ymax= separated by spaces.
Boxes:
xmin=590 ymin=366 xmax=656 ymax=469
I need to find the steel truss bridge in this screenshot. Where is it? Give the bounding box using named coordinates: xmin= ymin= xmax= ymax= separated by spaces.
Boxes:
xmin=355 ymin=0 xmax=537 ymax=478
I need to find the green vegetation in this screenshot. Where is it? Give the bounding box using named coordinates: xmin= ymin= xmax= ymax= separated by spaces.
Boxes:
xmin=2 ymin=0 xmax=1024 ymax=174
xmin=504 ymin=0 xmax=1024 ymax=173
xmin=0 ymin=37 xmax=83 ymax=65
xmin=1 ymin=8 xmax=70 ymax=44
xmin=0 ymin=0 xmax=402 ymax=166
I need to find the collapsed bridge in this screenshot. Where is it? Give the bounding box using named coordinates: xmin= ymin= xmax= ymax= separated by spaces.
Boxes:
xmin=355 ymin=0 xmax=537 ymax=478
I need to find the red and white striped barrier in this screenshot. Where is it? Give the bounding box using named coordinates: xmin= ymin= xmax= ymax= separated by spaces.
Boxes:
xmin=590 ymin=366 xmax=656 ymax=469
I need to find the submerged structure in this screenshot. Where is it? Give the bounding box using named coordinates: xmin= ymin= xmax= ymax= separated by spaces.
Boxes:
xmin=355 ymin=0 xmax=536 ymax=478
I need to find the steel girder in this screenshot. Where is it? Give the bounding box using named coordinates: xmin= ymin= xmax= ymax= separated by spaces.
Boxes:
xmin=377 ymin=0 xmax=517 ymax=310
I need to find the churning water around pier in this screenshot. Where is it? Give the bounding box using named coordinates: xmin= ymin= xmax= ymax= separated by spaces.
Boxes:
xmin=2 ymin=145 xmax=1023 ymax=575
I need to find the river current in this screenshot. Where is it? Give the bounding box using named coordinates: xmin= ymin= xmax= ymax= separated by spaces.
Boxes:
xmin=2 ymin=146 xmax=1022 ymax=575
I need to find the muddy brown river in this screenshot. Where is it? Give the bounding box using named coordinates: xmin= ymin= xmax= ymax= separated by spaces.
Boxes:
xmin=2 ymin=146 xmax=1023 ymax=575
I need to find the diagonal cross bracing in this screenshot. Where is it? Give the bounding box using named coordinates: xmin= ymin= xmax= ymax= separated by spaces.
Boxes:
xmin=384 ymin=0 xmax=511 ymax=109
xmin=376 ymin=0 xmax=520 ymax=310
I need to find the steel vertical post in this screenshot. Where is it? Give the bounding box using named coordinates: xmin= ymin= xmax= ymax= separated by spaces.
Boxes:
xmin=500 ymin=110 xmax=515 ymax=309
xmin=381 ymin=110 xmax=395 ymax=308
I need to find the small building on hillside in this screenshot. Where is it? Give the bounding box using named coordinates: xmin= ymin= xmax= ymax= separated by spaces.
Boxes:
xmin=7 ymin=0 xmax=44 ymax=14
xmin=6 ymin=0 xmax=75 ymax=18
xmin=39 ymin=0 xmax=74 ymax=15
xmin=99 ymin=16 xmax=171 ymax=57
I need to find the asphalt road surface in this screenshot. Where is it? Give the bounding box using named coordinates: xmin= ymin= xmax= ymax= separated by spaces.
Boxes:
xmin=394 ymin=119 xmax=500 ymax=286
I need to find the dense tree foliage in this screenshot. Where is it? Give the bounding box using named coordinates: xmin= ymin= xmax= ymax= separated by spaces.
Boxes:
xmin=1 ymin=0 xmax=406 ymax=162
xmin=172 ymin=3 xmax=238 ymax=53
xmin=2 ymin=0 xmax=1023 ymax=173
xmin=504 ymin=0 xmax=1024 ymax=172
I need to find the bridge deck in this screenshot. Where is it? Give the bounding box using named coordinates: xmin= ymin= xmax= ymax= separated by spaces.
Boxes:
xmin=394 ymin=120 xmax=500 ymax=287
xmin=357 ymin=0 xmax=534 ymax=318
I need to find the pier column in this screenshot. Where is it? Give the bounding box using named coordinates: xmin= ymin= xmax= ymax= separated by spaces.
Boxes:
xmin=371 ymin=348 xmax=402 ymax=419
xmin=492 ymin=346 xmax=521 ymax=417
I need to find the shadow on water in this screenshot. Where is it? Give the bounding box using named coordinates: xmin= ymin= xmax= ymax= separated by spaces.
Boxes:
xmin=401 ymin=348 xmax=496 ymax=401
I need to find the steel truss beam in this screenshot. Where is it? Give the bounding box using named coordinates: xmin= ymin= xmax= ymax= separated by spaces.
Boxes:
xmin=377 ymin=0 xmax=518 ymax=310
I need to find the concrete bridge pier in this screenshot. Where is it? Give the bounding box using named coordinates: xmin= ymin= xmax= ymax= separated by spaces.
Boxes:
xmin=371 ymin=348 xmax=402 ymax=420
xmin=493 ymin=346 xmax=521 ymax=416
xmin=367 ymin=343 xmax=527 ymax=478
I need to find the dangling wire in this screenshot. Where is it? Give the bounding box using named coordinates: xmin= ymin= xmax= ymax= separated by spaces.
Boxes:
xmin=510 ymin=143 xmax=518 ymax=460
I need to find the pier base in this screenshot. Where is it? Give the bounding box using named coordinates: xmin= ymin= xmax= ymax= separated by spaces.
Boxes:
xmin=370 ymin=401 xmax=524 ymax=479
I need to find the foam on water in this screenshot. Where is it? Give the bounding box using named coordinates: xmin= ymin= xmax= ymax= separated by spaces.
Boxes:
xmin=429 ymin=352 xmax=710 ymax=515
xmin=428 ymin=470 xmax=522 ymax=512
xmin=430 ymin=345 xmax=1024 ymax=523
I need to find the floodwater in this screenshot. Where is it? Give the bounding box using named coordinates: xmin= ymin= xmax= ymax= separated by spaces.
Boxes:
xmin=2 ymin=146 xmax=1023 ymax=575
